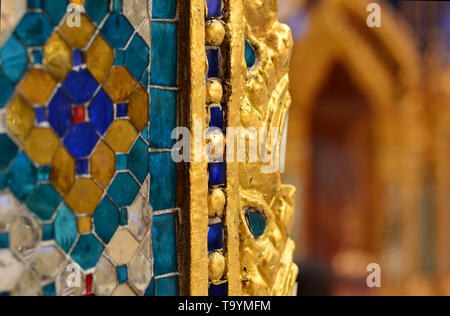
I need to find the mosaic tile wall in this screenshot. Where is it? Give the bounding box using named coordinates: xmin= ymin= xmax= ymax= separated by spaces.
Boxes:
xmin=0 ymin=0 xmax=179 ymax=296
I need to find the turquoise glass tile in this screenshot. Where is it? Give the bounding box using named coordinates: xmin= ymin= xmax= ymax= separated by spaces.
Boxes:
xmin=0 ymin=74 xmax=14 ymax=108
xmin=0 ymin=35 xmax=28 ymax=84
xmin=54 ymin=204 xmax=78 ymax=253
xmin=120 ymin=208 xmax=128 ymax=226
xmin=126 ymin=34 xmax=149 ymax=81
xmin=114 ymin=49 xmax=126 ymax=66
xmin=26 ymin=184 xmax=62 ymax=221
xmin=43 ymin=282 xmax=56 ymax=296
xmin=28 ymin=0 xmax=42 ymax=9
xmin=117 ymin=265 xmax=128 ymax=284
xmin=15 ymin=12 xmax=53 ymax=46
xmin=153 ymin=0 xmax=177 ymax=19
xmin=113 ymin=0 xmax=123 ymax=13
xmin=32 ymin=49 xmax=43 ymax=65
xmin=142 ymin=125 xmax=149 ymax=142
xmin=155 ymin=276 xmax=179 ymax=296
xmin=71 ymin=234 xmax=104 ymax=270
xmin=0 ymin=134 xmax=18 ymax=171
xmin=0 ymin=172 xmax=6 ymax=190
xmin=141 ymin=71 xmax=149 ymax=90
xmin=128 ymin=137 xmax=148 ymax=184
xmin=37 ymin=166 xmax=51 ymax=182
xmin=93 ymin=197 xmax=119 ymax=244
xmin=246 ymin=211 xmax=267 ymax=238
xmin=144 ymin=279 xmax=155 ymax=296
xmin=0 ymin=233 xmax=9 ymax=249
xmin=100 ymin=13 xmax=134 ymax=49
xmin=152 ymin=213 xmax=177 ymax=276
xmin=150 ymin=22 xmax=177 ymax=86
xmin=42 ymin=224 xmax=54 ymax=241
xmin=149 ymin=152 xmax=176 ymax=211
xmin=116 ymin=154 xmax=128 ymax=170
xmin=85 ymin=0 xmax=109 ymax=25
xmin=107 ymin=172 xmax=140 ymax=208
xmin=7 ymin=152 xmax=37 ymax=202
xmin=42 ymin=0 xmax=69 ymax=25
xmin=149 ymin=89 xmax=177 ymax=149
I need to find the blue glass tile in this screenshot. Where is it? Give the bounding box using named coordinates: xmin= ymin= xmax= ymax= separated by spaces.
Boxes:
xmin=89 ymin=89 xmax=114 ymax=135
xmin=150 ymin=22 xmax=177 ymax=86
xmin=0 ymin=292 xmax=9 ymax=297
xmin=48 ymin=88 xmax=72 ymax=137
xmin=245 ymin=41 xmax=256 ymax=69
xmin=0 ymin=35 xmax=28 ymax=84
xmin=116 ymin=103 xmax=128 ymax=117
xmin=144 ymin=279 xmax=155 ymax=296
xmin=149 ymin=89 xmax=176 ymax=149
xmin=26 ymin=184 xmax=62 ymax=221
xmin=208 ymin=222 xmax=223 ymax=251
xmin=113 ymin=0 xmax=123 ymax=12
xmin=116 ymin=154 xmax=127 ymax=170
xmin=126 ymin=34 xmax=149 ymax=81
xmin=93 ymin=197 xmax=119 ymax=244
xmin=42 ymin=224 xmax=54 ymax=241
xmin=71 ymin=234 xmax=104 ymax=270
xmin=0 ymin=134 xmax=18 ymax=171
xmin=37 ymin=166 xmax=51 ymax=182
xmin=209 ymin=105 xmax=224 ymax=129
xmin=0 ymin=233 xmax=9 ymax=249
xmin=28 ymin=0 xmax=42 ymax=9
xmin=117 ymin=265 xmax=128 ymax=284
xmin=73 ymin=50 xmax=84 ymax=66
xmin=128 ymin=137 xmax=148 ymax=184
xmin=43 ymin=283 xmax=56 ymax=296
xmin=35 ymin=107 xmax=46 ymax=124
xmin=107 ymin=172 xmax=140 ymax=208
xmin=114 ymin=49 xmax=126 ymax=66
xmin=63 ymin=123 xmax=99 ymax=158
xmin=0 ymin=172 xmax=6 ymax=190
xmin=207 ymin=49 xmax=219 ymax=78
xmin=0 ymin=75 xmax=14 ymax=108
xmin=7 ymin=153 xmax=37 ymax=202
xmin=15 ymin=12 xmax=53 ymax=46
xmin=153 ymin=0 xmax=177 ymax=19
xmin=85 ymin=0 xmax=109 ymax=25
xmin=155 ymin=276 xmax=179 ymax=296
xmin=100 ymin=13 xmax=134 ymax=49
xmin=120 ymin=208 xmax=128 ymax=226
xmin=209 ymin=162 xmax=226 ymax=186
xmin=54 ymin=204 xmax=78 ymax=253
xmin=206 ymin=0 xmax=222 ymax=19
xmin=76 ymin=159 xmax=89 ymax=175
xmin=62 ymin=69 xmax=98 ymax=104
xmin=142 ymin=125 xmax=149 ymax=142
xmin=141 ymin=70 xmax=149 ymax=89
xmin=153 ymin=213 xmax=177 ymax=276
xmin=32 ymin=49 xmax=43 ymax=65
xmin=149 ymin=152 xmax=176 ymax=211
xmin=42 ymin=0 xmax=69 ymax=25
xmin=209 ymin=282 xmax=228 ymax=296
xmin=246 ymin=211 xmax=267 ymax=238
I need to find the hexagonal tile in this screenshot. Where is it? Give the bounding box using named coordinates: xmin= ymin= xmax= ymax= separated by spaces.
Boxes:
xmin=63 ymin=123 xmax=100 ymax=159
xmin=0 ymin=35 xmax=28 ymax=84
xmin=44 ymin=32 xmax=72 ymax=82
xmin=94 ymin=255 xmax=118 ymax=296
xmin=85 ymin=0 xmax=109 ymax=25
xmin=106 ymin=228 xmax=139 ymax=266
xmin=18 ymin=68 xmax=56 ymax=105
xmin=26 ymin=184 xmax=62 ymax=221
xmin=0 ymin=192 xmax=25 ymax=233
xmin=107 ymin=172 xmax=140 ymax=208
xmin=23 ymin=128 xmax=61 ymax=165
xmin=64 ymin=178 xmax=103 ymax=215
xmin=30 ymin=243 xmax=66 ymax=282
xmin=89 ymin=89 xmax=114 ymax=135
xmin=104 ymin=120 xmax=138 ymax=153
xmin=71 ymin=234 xmax=104 ymax=270
xmin=9 ymin=213 xmax=41 ymax=258
xmin=127 ymin=189 xmax=151 ymax=242
xmin=100 ymin=13 xmax=134 ymax=49
xmin=54 ymin=204 xmax=78 ymax=253
xmin=0 ymin=134 xmax=18 ymax=171
xmin=10 ymin=271 xmax=41 ymax=296
xmin=56 ymin=260 xmax=86 ymax=296
xmin=48 ymin=88 xmax=72 ymax=137
xmin=61 ymin=68 xmax=98 ymax=105
xmin=128 ymin=249 xmax=152 ymax=295
xmin=7 ymin=152 xmax=37 ymax=202
xmin=15 ymin=12 xmax=53 ymax=47
xmin=0 ymin=250 xmax=25 ymax=292
xmin=128 ymin=137 xmax=148 ymax=184
xmin=86 ymin=34 xmax=114 ymax=84
xmin=6 ymin=94 xmax=35 ymax=142
xmin=93 ymin=197 xmax=120 ymax=244
xmin=50 ymin=147 xmax=76 ymax=196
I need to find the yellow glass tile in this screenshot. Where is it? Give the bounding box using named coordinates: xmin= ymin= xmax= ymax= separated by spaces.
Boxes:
xmin=104 ymin=120 xmax=138 ymax=153
xmin=44 ymin=32 xmax=72 ymax=82
xmin=86 ymin=35 xmax=114 ymax=84
xmin=103 ymin=67 xmax=136 ymax=103
xmin=6 ymin=94 xmax=35 ymax=142
xmin=77 ymin=216 xmax=92 ymax=234
xmin=71 ymin=0 xmax=84 ymax=5
xmin=90 ymin=141 xmax=115 ymax=189
xmin=106 ymin=228 xmax=139 ymax=266
xmin=24 ymin=128 xmax=61 ymax=165
xmin=64 ymin=178 xmax=103 ymax=215
xmin=59 ymin=14 xmax=95 ymax=50
xmin=128 ymin=83 xmax=149 ymax=132
xmin=50 ymin=147 xmax=75 ymax=196
xmin=18 ymin=69 xmax=56 ymax=105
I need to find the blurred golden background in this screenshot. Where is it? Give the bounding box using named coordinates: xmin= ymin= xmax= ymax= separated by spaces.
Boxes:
xmin=280 ymin=0 xmax=450 ymax=296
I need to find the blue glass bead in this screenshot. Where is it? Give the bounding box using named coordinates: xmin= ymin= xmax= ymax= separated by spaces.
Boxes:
xmin=149 ymin=89 xmax=177 ymax=149
xmin=35 ymin=107 xmax=46 ymax=124
xmin=71 ymin=234 xmax=104 ymax=270
xmin=208 ymin=222 xmax=223 ymax=251
xmin=207 ymin=49 xmax=219 ymax=78
xmin=117 ymin=265 xmax=128 ymax=284
xmin=26 ymin=184 xmax=62 ymax=221
xmin=128 ymin=137 xmax=148 ymax=184
xmin=42 ymin=0 xmax=69 ymax=25
xmin=42 ymin=224 xmax=54 ymax=241
xmin=0 ymin=35 xmax=28 ymax=84
xmin=43 ymin=283 xmax=56 ymax=296
xmin=0 ymin=75 xmax=14 ymax=108
xmin=73 ymin=50 xmax=84 ymax=66
xmin=155 ymin=276 xmax=179 ymax=296
xmin=85 ymin=0 xmax=109 ymax=25
xmin=206 ymin=0 xmax=222 ymax=18
xmin=116 ymin=103 xmax=128 ymax=118
xmin=48 ymin=88 xmax=72 ymax=137
xmin=246 ymin=211 xmax=267 ymax=238
xmin=62 ymin=69 xmax=98 ymax=104
xmin=63 ymin=123 xmax=99 ymax=158
xmin=89 ymin=89 xmax=113 ymax=135
xmin=15 ymin=12 xmax=53 ymax=46
xmin=126 ymin=34 xmax=149 ymax=81
xmin=54 ymin=204 xmax=78 ymax=253
xmin=245 ymin=41 xmax=256 ymax=69
xmin=209 ymin=282 xmax=228 ymax=296
xmin=208 ymin=162 xmax=226 ymax=186
xmin=150 ymin=22 xmax=177 ymax=86
xmin=0 ymin=134 xmax=18 ymax=171
xmin=209 ymin=105 xmax=224 ymax=129
xmin=107 ymin=172 xmax=140 ymax=208
xmin=0 ymin=233 xmax=9 ymax=249
xmin=101 ymin=13 xmax=134 ymax=49
xmin=76 ymin=159 xmax=89 ymax=175
xmin=93 ymin=197 xmax=120 ymax=244
xmin=153 ymin=0 xmax=177 ymax=19
xmin=149 ymin=152 xmax=176 ymax=211
xmin=7 ymin=153 xmax=37 ymax=202
xmin=153 ymin=213 xmax=177 ymax=276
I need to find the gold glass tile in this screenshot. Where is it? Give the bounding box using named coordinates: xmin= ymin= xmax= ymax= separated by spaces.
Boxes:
xmin=24 ymin=128 xmax=61 ymax=165
xmin=44 ymin=32 xmax=72 ymax=82
xmin=112 ymin=283 xmax=137 ymax=296
xmin=64 ymin=178 xmax=103 ymax=215
xmin=90 ymin=140 xmax=115 ymax=189
xmin=104 ymin=120 xmax=138 ymax=153
xmin=59 ymin=14 xmax=96 ymax=50
xmin=106 ymin=228 xmax=139 ymax=266
xmin=50 ymin=147 xmax=75 ymax=196
xmin=103 ymin=67 xmax=136 ymax=103
xmin=7 ymin=94 xmax=35 ymax=142
xmin=86 ymin=35 xmax=114 ymax=83
xmin=94 ymin=255 xmax=118 ymax=296
xmin=77 ymin=216 xmax=92 ymax=234
xmin=18 ymin=69 xmax=56 ymax=105
xmin=128 ymin=83 xmax=149 ymax=132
